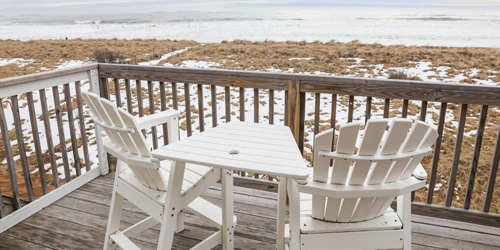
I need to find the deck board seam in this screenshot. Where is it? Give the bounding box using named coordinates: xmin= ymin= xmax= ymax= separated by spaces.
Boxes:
xmin=87 ymin=178 xmax=281 ymax=202
xmin=73 ymin=182 xmax=281 ymax=211
xmin=412 ymin=231 xmax=500 ymax=248
xmin=6 ymin=222 xmax=102 ymax=248
xmin=410 ymin=241 xmax=448 ymax=250
xmin=412 ymin=220 xmax=500 ymax=238
xmin=52 ymin=198 xmax=278 ymax=247
xmin=33 ymin=211 xmax=162 ymax=247
xmin=56 ymin=190 xmax=281 ymax=240
xmin=1 ymin=234 xmax=59 ymax=250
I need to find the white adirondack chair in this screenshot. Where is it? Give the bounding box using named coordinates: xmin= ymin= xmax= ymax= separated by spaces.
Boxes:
xmin=81 ymin=92 xmax=236 ymax=250
xmin=285 ymin=118 xmax=438 ymax=250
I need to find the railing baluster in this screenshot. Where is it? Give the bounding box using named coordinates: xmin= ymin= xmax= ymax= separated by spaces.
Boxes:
xmin=225 ymin=86 xmax=230 ymax=122
xmin=0 ymin=183 xmax=5 ymax=217
xmin=383 ymin=98 xmax=390 ymax=118
xmin=125 ymin=79 xmax=133 ymax=113
xmin=27 ymin=92 xmax=48 ymax=194
xmin=39 ymin=89 xmax=60 ymax=188
xmin=445 ymin=103 xmax=468 ymax=207
xmin=484 ymin=119 xmax=500 ymax=212
xmin=464 ymin=105 xmax=488 ymax=209
xmin=75 ymin=81 xmax=91 ymax=171
xmin=365 ymin=96 xmax=372 ymax=123
xmin=299 ymin=92 xmax=306 ymax=154
xmin=198 ymin=84 xmax=205 ymax=132
xmin=402 ymin=99 xmax=409 ymax=118
xmin=185 ymin=83 xmax=192 ymax=136
xmin=330 ymin=94 xmax=337 ymax=167
xmin=254 ymin=88 xmax=259 ymax=123
xmin=269 ymin=89 xmax=274 ymax=125
xmin=284 ymin=90 xmax=288 ymax=126
xmin=137 ymin=80 xmax=144 ymax=117
xmin=0 ymin=98 xmax=22 ymax=209
xmin=239 ymin=87 xmax=245 ymax=121
xmin=172 ymin=82 xmax=179 ymax=110
xmin=99 ymin=78 xmax=110 ymax=99
xmin=11 ymin=95 xmax=35 ymax=201
xmin=114 ymin=78 xmax=121 ymax=107
xmin=314 ymin=93 xmax=320 ymax=135
xmin=64 ymin=83 xmax=82 ymax=176
xmin=331 ymin=94 xmax=337 ymax=147
xmin=52 ymin=86 xmax=71 ymax=182
xmin=148 ymin=81 xmax=158 ymax=149
xmin=348 ymin=95 xmax=354 ymax=122
xmin=427 ymin=102 xmax=447 ymax=204
xmin=420 ymin=101 xmax=428 ymax=122
xmin=160 ymin=82 xmax=169 ymax=145
xmin=211 ymin=85 xmax=217 ymax=127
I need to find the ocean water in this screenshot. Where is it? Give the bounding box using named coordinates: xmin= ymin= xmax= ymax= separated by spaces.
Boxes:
xmin=0 ymin=8 xmax=499 ymax=47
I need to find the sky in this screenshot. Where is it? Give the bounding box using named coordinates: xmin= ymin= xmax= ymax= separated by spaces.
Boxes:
xmin=1 ymin=0 xmax=500 ymax=15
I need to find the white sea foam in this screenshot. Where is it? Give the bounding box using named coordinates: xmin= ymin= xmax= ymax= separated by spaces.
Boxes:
xmin=0 ymin=9 xmax=499 ymax=47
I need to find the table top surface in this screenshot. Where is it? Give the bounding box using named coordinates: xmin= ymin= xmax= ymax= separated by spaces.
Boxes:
xmin=152 ymin=121 xmax=309 ymax=179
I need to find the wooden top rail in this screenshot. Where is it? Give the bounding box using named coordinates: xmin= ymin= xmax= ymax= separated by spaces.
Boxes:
xmin=98 ymin=63 xmax=500 ymax=106
xmin=300 ymin=79 xmax=500 ymax=106
xmin=98 ymin=63 xmax=291 ymax=90
xmin=0 ymin=64 xmax=98 ymax=88
xmin=0 ymin=64 xmax=98 ymax=98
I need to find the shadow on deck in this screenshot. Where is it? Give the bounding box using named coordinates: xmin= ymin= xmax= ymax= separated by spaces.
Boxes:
xmin=1 ymin=173 xmax=500 ymax=250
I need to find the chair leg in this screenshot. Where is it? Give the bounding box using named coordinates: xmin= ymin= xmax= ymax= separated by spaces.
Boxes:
xmin=398 ymin=193 xmax=412 ymax=250
xmin=175 ymin=210 xmax=185 ymax=233
xmin=104 ymin=188 xmax=125 ymax=250
xmin=277 ymin=177 xmax=288 ymax=250
xmin=158 ymin=161 xmax=186 ymax=250
xmin=287 ymin=179 xmax=301 ymax=250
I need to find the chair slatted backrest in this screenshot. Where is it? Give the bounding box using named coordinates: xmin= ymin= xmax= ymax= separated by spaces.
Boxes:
xmin=312 ymin=118 xmax=438 ymax=222
xmin=81 ymin=92 xmax=168 ymax=191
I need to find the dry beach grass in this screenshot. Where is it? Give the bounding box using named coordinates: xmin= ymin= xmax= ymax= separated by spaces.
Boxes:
xmin=1 ymin=39 xmax=499 ymax=213
xmin=0 ymin=39 xmax=199 ymax=78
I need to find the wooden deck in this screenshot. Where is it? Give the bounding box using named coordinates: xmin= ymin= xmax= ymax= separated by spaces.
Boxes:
xmin=1 ymin=173 xmax=500 ymax=250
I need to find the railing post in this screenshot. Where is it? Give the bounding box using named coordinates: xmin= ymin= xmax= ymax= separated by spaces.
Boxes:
xmin=286 ymin=80 xmax=304 ymax=153
xmin=88 ymin=69 xmax=110 ymax=175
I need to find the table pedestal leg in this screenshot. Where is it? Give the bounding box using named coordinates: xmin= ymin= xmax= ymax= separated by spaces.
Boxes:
xmin=222 ymin=169 xmax=234 ymax=250
xmin=277 ymin=177 xmax=288 ymax=250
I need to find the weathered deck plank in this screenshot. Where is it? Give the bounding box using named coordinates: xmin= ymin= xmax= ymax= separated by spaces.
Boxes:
xmin=1 ymin=173 xmax=499 ymax=250
xmin=0 ymin=235 xmax=55 ymax=250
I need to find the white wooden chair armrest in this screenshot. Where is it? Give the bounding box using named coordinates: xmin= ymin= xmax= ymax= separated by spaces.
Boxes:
xmin=137 ymin=110 xmax=180 ymax=130
xmin=412 ymin=164 xmax=427 ymax=180
xmin=297 ymin=177 xmax=425 ymax=199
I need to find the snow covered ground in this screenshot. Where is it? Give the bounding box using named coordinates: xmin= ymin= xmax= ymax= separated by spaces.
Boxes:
xmin=1 ymin=47 xmax=498 ymax=190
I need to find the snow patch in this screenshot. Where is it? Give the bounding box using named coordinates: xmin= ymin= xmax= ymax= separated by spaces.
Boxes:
xmin=0 ymin=58 xmax=35 ymax=67
xmin=140 ymin=47 xmax=191 ymax=66
xmin=289 ymin=57 xmax=315 ymax=61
